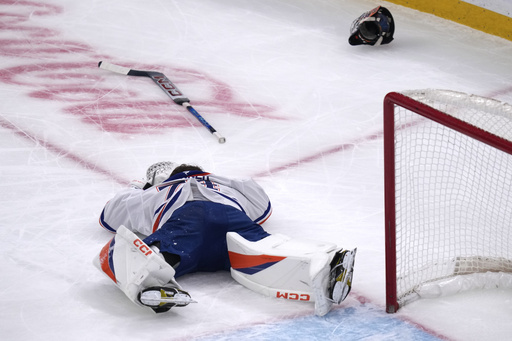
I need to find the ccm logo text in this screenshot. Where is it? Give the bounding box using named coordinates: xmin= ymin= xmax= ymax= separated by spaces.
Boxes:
xmin=154 ymin=76 xmax=183 ymax=97
xmin=276 ymin=292 xmax=310 ymax=301
xmin=133 ymin=239 xmax=153 ymax=256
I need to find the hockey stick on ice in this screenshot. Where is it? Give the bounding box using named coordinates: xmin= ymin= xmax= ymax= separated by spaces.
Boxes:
xmin=98 ymin=61 xmax=226 ymax=144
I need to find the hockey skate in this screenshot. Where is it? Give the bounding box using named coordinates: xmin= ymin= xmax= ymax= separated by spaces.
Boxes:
xmin=138 ymin=286 xmax=197 ymax=313
xmin=329 ymin=248 xmax=357 ymax=304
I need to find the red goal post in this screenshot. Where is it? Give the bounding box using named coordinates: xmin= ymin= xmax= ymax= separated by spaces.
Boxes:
xmin=383 ymin=90 xmax=512 ymax=313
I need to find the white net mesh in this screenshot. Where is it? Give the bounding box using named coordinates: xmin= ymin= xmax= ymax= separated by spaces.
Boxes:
xmin=391 ymin=90 xmax=512 ymax=307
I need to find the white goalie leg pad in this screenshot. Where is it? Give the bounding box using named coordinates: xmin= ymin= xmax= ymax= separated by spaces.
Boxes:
xmin=93 ymin=225 xmax=180 ymax=306
xmin=227 ymin=232 xmax=338 ymax=316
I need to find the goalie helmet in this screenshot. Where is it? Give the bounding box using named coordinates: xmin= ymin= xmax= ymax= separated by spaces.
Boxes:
xmin=348 ymin=6 xmax=395 ymax=46
xmin=146 ymin=161 xmax=177 ymax=186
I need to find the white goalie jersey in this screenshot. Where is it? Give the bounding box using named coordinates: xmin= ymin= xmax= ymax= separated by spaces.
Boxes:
xmin=99 ymin=171 xmax=273 ymax=236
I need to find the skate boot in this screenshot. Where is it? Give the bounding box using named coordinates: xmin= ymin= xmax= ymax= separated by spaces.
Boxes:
xmin=138 ymin=286 xmax=196 ymax=313
xmin=329 ymin=248 xmax=357 ymax=304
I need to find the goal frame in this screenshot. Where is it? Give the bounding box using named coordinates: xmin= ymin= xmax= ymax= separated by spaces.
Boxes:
xmin=383 ymin=91 xmax=512 ymax=313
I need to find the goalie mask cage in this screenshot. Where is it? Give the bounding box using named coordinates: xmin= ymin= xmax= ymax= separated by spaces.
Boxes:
xmin=384 ymin=89 xmax=512 ymax=313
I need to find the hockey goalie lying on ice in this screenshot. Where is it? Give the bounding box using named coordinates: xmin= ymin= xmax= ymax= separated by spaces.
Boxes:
xmin=93 ymin=162 xmax=356 ymax=316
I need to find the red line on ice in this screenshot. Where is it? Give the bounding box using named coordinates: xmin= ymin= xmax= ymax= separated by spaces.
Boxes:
xmin=252 ymin=130 xmax=383 ymax=178
xmin=0 ymin=116 xmax=128 ymax=186
xmin=253 ymin=87 xmax=512 ymax=178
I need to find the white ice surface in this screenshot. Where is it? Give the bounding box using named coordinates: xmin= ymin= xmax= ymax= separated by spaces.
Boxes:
xmin=1 ymin=0 xmax=512 ymax=340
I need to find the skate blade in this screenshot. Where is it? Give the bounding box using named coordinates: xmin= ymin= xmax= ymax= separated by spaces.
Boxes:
xmin=140 ymin=293 xmax=197 ymax=306
xmin=152 ymin=296 xmax=197 ymax=305
xmin=331 ymin=248 xmax=357 ymax=304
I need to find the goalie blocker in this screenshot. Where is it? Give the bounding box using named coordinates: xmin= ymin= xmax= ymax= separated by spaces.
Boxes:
xmin=94 ymin=226 xmax=356 ymax=316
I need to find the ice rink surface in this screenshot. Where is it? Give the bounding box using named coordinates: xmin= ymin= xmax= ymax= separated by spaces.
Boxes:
xmin=1 ymin=0 xmax=512 ymax=340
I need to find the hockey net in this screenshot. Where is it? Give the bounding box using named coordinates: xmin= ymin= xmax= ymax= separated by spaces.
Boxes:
xmin=384 ymin=89 xmax=512 ymax=313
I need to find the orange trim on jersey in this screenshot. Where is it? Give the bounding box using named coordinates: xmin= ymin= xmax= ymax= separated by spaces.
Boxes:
xmin=228 ymin=251 xmax=286 ymax=269
xmin=189 ymin=172 xmax=211 ymax=177
xmin=152 ymin=207 xmax=165 ymax=233
xmin=98 ymin=216 xmax=116 ymax=234
xmin=258 ymin=210 xmax=272 ymax=225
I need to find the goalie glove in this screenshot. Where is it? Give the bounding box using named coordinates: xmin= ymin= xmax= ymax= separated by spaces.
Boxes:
xmin=349 ymin=6 xmax=395 ymax=46
xmin=129 ymin=179 xmax=147 ymax=190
